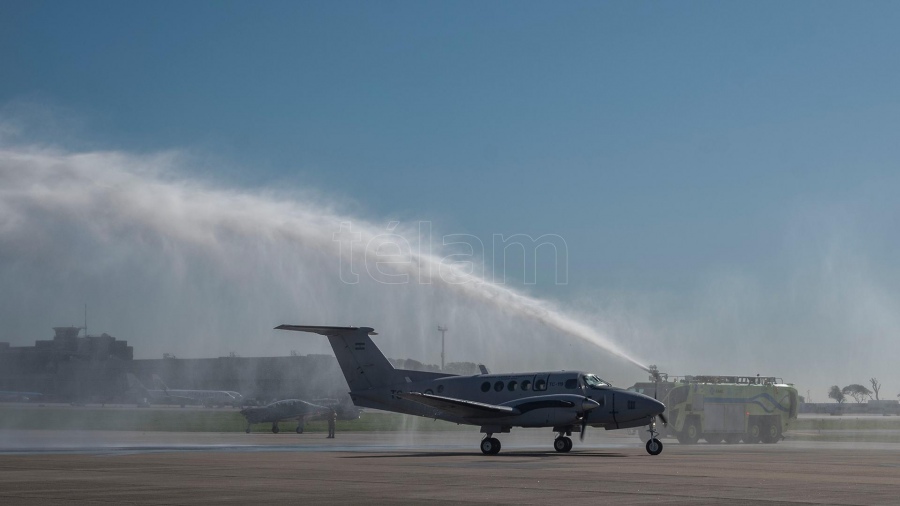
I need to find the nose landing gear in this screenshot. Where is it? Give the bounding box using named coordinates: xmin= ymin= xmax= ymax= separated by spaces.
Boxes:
xmin=645 ymin=420 xmax=664 ymax=456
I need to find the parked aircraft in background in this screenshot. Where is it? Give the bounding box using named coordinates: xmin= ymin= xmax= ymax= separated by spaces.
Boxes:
xmin=0 ymin=390 xmax=44 ymax=402
xmin=125 ymin=373 xmax=243 ymax=407
xmin=240 ymin=398 xmax=361 ymax=433
xmin=276 ymin=325 xmax=667 ymax=455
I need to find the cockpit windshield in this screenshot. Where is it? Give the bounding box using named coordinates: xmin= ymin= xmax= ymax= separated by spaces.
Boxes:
xmin=583 ymin=374 xmax=610 ymax=389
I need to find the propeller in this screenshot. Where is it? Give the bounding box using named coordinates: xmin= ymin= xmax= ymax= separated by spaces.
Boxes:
xmin=578 ymin=395 xmax=600 ymax=441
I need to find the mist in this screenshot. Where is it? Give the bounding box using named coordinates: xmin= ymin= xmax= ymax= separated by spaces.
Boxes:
xmin=2 ymin=123 xmax=899 ymax=401
xmin=0 ymin=138 xmax=650 ymax=388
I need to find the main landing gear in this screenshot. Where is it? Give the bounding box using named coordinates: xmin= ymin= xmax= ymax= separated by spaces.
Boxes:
xmin=645 ymin=421 xmax=664 ymax=455
xmin=553 ymin=431 xmax=573 ymax=453
xmin=271 ymin=422 xmax=280 ymax=434
xmin=480 ymin=434 xmax=502 ymax=455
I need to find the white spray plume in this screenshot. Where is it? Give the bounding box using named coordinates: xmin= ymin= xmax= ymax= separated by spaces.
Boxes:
xmin=0 ymin=143 xmax=650 ymax=376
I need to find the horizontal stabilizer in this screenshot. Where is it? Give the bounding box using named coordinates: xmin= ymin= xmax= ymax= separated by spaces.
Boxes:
xmin=275 ymin=325 xmax=378 ymax=336
xmin=276 ymin=324 xmax=391 ymax=390
xmin=398 ymin=392 xmax=517 ymax=419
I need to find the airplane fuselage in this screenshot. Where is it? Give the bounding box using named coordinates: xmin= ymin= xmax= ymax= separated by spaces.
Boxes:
xmin=350 ymin=370 xmax=662 ymax=431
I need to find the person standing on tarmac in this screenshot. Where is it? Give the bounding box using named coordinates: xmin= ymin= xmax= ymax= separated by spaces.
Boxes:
xmin=327 ymin=409 xmax=336 ymax=438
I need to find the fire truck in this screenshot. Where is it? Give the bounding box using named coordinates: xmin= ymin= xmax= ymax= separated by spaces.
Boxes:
xmin=628 ymin=370 xmax=798 ymax=444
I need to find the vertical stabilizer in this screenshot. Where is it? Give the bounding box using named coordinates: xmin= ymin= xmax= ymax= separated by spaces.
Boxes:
xmin=276 ymin=325 xmax=396 ymax=391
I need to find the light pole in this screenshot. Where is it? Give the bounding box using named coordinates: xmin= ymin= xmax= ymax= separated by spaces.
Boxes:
xmin=437 ymin=325 xmax=448 ymax=371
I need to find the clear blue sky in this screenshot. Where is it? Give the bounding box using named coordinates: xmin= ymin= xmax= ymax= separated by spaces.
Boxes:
xmin=3 ymin=1 xmax=900 ymax=391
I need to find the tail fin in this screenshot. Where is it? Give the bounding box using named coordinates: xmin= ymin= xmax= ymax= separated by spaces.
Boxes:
xmin=276 ymin=325 xmax=395 ymax=391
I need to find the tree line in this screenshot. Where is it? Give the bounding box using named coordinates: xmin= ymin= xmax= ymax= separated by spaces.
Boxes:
xmin=827 ymin=378 xmax=892 ymax=403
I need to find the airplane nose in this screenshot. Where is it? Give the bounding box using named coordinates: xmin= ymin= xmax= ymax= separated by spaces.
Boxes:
xmin=650 ymin=398 xmax=665 ymax=416
xmin=581 ymin=397 xmax=601 ymax=412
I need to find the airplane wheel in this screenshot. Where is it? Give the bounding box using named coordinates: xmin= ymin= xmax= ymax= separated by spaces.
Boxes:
xmin=646 ymin=438 xmax=663 ymax=455
xmin=245 ymin=427 xmax=251 ymax=434
xmin=480 ymin=437 xmax=501 ymax=455
xmin=296 ymin=426 xmax=304 ymax=434
xmin=272 ymin=425 xmax=280 ymax=434
xmin=553 ymin=437 xmax=571 ymax=453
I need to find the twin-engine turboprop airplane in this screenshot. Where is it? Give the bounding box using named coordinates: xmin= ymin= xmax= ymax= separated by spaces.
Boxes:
xmin=276 ymin=325 xmax=667 ymax=455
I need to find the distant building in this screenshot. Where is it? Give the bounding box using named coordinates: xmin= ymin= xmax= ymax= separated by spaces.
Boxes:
xmin=0 ymin=327 xmax=133 ymax=401
xmin=1 ymin=327 xmax=445 ymax=405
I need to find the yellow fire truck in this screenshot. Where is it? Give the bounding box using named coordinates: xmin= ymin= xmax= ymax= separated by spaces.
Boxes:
xmin=628 ymin=372 xmax=798 ymax=444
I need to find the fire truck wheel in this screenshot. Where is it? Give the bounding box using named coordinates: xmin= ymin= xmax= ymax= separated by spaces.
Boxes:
xmin=761 ymin=421 xmax=781 ymax=443
xmin=676 ymin=418 xmax=701 ymax=444
xmin=744 ymin=421 xmax=762 ymax=443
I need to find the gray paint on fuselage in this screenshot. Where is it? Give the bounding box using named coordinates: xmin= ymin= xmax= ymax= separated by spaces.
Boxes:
xmin=352 ymin=370 xmax=662 ymax=430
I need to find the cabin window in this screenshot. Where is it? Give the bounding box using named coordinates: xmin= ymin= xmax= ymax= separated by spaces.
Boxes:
xmin=627 ymin=400 xmax=636 ymax=410
xmin=521 ymin=380 xmax=531 ymax=391
xmin=494 ymin=381 xmax=504 ymax=392
xmin=564 ymin=379 xmax=578 ymax=389
xmin=481 ymin=382 xmax=490 ymax=393
xmin=437 ymin=385 xmax=444 ymax=394
xmin=508 ymin=381 xmax=517 ymax=391
xmin=534 ymin=378 xmax=547 ymax=391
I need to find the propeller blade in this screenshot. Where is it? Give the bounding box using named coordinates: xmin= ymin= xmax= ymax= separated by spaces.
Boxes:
xmin=580 ymin=417 xmax=587 ymax=441
xmin=659 ymin=413 xmax=668 ymax=426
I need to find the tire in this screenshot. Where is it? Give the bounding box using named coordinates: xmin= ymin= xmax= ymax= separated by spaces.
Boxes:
xmin=245 ymin=427 xmax=251 ymax=434
xmin=272 ymin=425 xmax=280 ymax=434
xmin=554 ymin=437 xmax=570 ymax=453
xmin=744 ymin=421 xmax=761 ymax=443
xmin=761 ymin=421 xmax=781 ymax=444
xmin=481 ymin=437 xmax=501 ymax=455
xmin=646 ymin=438 xmax=663 ymax=456
xmin=563 ymin=437 xmax=573 ymax=452
xmin=677 ymin=418 xmax=701 ymax=445
xmin=489 ymin=438 xmax=502 ymax=455
xmin=296 ymin=426 xmax=304 ymax=434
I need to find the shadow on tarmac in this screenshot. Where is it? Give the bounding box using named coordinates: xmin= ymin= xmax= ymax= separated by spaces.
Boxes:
xmin=340 ymin=450 xmax=628 ymax=459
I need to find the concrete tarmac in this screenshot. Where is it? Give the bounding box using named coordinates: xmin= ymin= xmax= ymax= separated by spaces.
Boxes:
xmin=1 ymin=430 xmax=898 ymax=505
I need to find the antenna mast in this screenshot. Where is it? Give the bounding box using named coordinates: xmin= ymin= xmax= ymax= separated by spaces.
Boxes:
xmin=437 ymin=325 xmax=448 ymax=371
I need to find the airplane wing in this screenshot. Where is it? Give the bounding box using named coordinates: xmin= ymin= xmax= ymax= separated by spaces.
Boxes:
xmin=397 ymin=392 xmax=518 ymax=419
